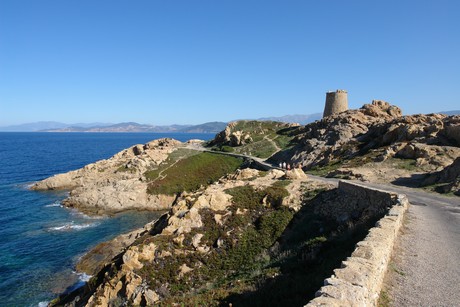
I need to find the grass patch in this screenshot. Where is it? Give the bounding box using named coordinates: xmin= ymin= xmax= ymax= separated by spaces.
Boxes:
xmin=389 ymin=262 xmax=405 ymax=276
xmin=147 ymin=152 xmax=243 ymax=195
xmin=239 ymin=140 xmax=278 ymax=159
xmin=390 ymin=158 xmax=418 ymax=171
xmin=144 ymin=148 xmax=199 ymax=181
xmin=271 ymin=179 xmax=292 ymax=188
xmin=306 ymin=161 xmax=343 ymax=176
xmin=208 ymin=121 xmax=297 ymax=159
xmin=378 ymin=289 xmax=391 ymax=307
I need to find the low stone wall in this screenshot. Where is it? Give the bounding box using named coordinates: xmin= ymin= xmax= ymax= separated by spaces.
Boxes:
xmin=306 ymin=181 xmax=409 ymax=307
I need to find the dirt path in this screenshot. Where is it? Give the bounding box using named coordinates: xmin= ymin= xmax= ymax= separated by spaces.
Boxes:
xmin=151 ymin=158 xmax=181 ymax=181
xmin=263 ymin=135 xmax=281 ymax=153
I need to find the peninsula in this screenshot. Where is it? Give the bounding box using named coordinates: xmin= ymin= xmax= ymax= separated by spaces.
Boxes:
xmin=32 ymin=95 xmax=460 ymax=306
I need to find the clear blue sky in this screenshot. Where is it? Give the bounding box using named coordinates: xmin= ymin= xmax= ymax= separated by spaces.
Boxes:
xmin=0 ymin=0 xmax=459 ymax=125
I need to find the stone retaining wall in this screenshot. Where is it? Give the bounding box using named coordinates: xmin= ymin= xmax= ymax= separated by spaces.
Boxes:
xmin=306 ymin=181 xmax=409 ymax=307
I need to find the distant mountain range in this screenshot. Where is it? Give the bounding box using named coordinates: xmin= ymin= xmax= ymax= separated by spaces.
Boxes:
xmin=0 ymin=114 xmax=323 ymax=133
xmin=1 ymin=110 xmax=457 ymax=132
xmin=40 ymin=122 xmax=228 ymax=133
xmin=0 ymin=121 xmax=113 ymax=132
xmin=257 ymin=113 xmax=322 ymax=125
xmin=440 ymin=110 xmax=460 ymax=116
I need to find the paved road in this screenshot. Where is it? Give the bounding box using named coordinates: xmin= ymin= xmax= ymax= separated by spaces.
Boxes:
xmin=362 ymin=182 xmax=460 ymax=306
xmin=301 ymin=175 xmax=460 ymax=306
xmin=187 ymin=144 xmax=460 ymax=305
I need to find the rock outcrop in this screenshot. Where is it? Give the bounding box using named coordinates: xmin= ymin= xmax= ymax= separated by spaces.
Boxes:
xmin=208 ymin=120 xmax=302 ymax=163
xmin=32 ymin=138 xmax=182 ymax=214
xmin=421 ymin=157 xmax=460 ymax=195
xmin=271 ymin=101 xmax=460 ymax=180
xmin=272 ymin=100 xmax=403 ymax=168
xmin=54 ymin=168 xmax=315 ymax=306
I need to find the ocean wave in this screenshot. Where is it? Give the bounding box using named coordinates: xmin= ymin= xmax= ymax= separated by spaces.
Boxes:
xmin=69 ymin=209 xmax=106 ymax=220
xmin=17 ymin=182 xmax=36 ymax=190
xmin=38 ymin=301 xmax=49 ymax=307
xmin=73 ymin=271 xmax=92 ymax=282
xmin=48 ymin=221 xmax=99 ymax=232
xmin=45 ymin=202 xmax=62 ymax=208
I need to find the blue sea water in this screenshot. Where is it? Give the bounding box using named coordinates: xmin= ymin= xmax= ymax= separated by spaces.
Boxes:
xmin=0 ymin=132 xmax=214 ymax=307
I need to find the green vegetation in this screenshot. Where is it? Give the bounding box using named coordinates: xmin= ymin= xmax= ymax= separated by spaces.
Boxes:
xmin=138 ymin=185 xmax=295 ymax=305
xmin=378 ymin=290 xmax=391 ymax=307
xmin=134 ymin=184 xmax=386 ymax=306
xmin=209 ymin=121 xmax=298 ymax=159
xmin=144 ymin=148 xmax=199 ymax=180
xmin=421 ymin=182 xmax=458 ymax=196
xmin=389 ymin=262 xmax=405 ymax=276
xmin=306 ymin=161 xmax=343 ymax=176
xmin=115 ymin=165 xmax=136 ymax=173
xmin=303 ymin=187 xmax=328 ymax=200
xmin=390 ymin=157 xmax=418 ymax=171
xmin=146 ymin=152 xmax=243 ymax=195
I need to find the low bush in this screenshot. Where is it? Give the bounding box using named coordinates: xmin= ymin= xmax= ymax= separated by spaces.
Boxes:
xmin=147 ymin=152 xmax=243 ymax=195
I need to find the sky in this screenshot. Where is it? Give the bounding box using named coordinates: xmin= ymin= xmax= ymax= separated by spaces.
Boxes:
xmin=0 ymin=0 xmax=459 ymax=126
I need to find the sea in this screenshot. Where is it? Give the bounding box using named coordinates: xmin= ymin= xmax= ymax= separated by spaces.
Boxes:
xmin=0 ymin=132 xmax=215 ymax=307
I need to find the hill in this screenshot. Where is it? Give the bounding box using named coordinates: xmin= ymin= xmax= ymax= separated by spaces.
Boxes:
xmin=257 ymin=113 xmax=322 ymax=125
xmin=41 ymin=122 xmax=227 ymax=133
xmin=440 ymin=110 xmax=460 ymax=116
xmin=210 ymin=100 xmax=460 ymax=195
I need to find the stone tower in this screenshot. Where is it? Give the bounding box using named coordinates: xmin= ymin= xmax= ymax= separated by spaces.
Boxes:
xmin=323 ymin=89 xmax=348 ymax=118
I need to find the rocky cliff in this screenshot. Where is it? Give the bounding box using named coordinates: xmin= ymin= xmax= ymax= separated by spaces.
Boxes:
xmin=421 ymin=157 xmax=460 ymax=195
xmin=32 ymin=138 xmax=183 ymax=214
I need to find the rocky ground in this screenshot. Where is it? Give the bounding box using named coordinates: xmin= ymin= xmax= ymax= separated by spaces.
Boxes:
xmin=52 ymin=166 xmax=396 ymax=306
xmin=31 ymin=138 xmax=243 ymax=215
xmin=269 ymin=101 xmax=459 ymax=195
xmin=36 ymin=99 xmax=459 ymax=306
xmin=32 ymin=138 xmax=183 ymax=214
xmin=207 ymin=100 xmax=460 ymax=195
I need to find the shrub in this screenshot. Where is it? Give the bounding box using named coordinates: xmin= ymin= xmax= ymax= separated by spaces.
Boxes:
xmin=147 ymin=152 xmax=243 ymax=195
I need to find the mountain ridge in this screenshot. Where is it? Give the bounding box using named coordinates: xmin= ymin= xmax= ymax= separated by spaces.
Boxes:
xmin=2 ymin=110 xmax=458 ymax=132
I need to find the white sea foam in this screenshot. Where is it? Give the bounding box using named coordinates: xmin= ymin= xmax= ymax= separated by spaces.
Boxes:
xmin=75 ymin=271 xmax=92 ymax=282
xmin=45 ymin=202 xmax=62 ymax=208
xmin=38 ymin=301 xmax=49 ymax=307
xmin=69 ymin=209 xmax=106 ymax=220
xmin=48 ymin=221 xmax=99 ymax=232
xmin=25 ymin=182 xmax=36 ymax=189
xmin=17 ymin=182 xmax=35 ymax=190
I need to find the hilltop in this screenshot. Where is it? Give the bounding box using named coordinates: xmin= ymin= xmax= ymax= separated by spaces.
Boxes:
xmin=210 ymin=100 xmax=460 ymax=195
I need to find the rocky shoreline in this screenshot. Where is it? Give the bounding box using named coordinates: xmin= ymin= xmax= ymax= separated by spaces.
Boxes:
xmin=31 ymin=138 xmax=189 ymax=215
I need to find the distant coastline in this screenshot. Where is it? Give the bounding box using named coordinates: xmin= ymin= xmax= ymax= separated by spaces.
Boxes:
xmin=0 ymin=113 xmax=324 ymax=132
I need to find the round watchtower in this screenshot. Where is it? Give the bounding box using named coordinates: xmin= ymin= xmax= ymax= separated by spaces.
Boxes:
xmin=323 ymin=90 xmax=348 ymax=118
